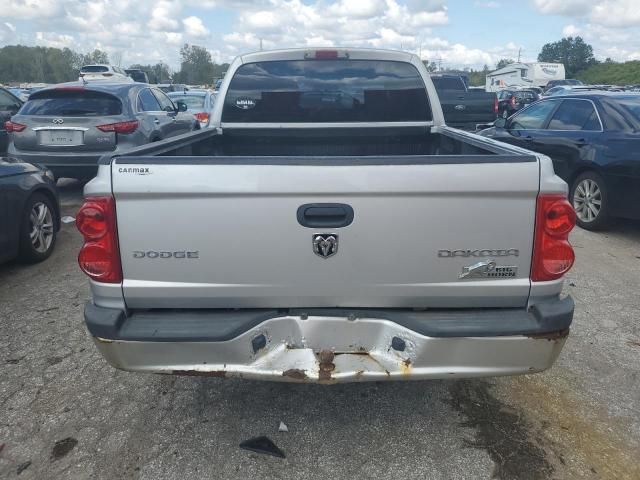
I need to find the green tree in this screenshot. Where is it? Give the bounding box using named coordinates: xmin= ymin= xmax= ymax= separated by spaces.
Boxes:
xmin=422 ymin=60 xmax=437 ymax=73
xmin=0 ymin=45 xmax=81 ymax=83
xmin=212 ymin=62 xmax=229 ymax=79
xmin=468 ymin=65 xmax=490 ymax=87
xmin=128 ymin=63 xmax=172 ymax=84
xmin=81 ymin=48 xmax=110 ymax=65
xmin=496 ymin=58 xmax=514 ymax=70
xmin=176 ymin=44 xmax=214 ymax=85
xmin=538 ymin=36 xmax=597 ymax=77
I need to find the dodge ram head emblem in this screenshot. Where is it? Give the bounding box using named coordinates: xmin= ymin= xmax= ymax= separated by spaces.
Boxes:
xmin=313 ymin=234 xmax=338 ymax=258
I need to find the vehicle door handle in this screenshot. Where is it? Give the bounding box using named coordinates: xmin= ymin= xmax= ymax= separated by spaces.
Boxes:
xmin=154 ymin=118 xmax=160 ymax=124
xmin=576 ymin=138 xmax=588 ymax=146
xmin=523 ymin=136 xmax=533 ymax=142
xmin=297 ymin=203 xmax=354 ymax=228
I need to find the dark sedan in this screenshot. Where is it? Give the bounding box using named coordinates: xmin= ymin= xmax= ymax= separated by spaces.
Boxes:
xmin=0 ymin=87 xmax=24 ymax=153
xmin=0 ymin=157 xmax=60 ymax=263
xmin=479 ymin=92 xmax=640 ymax=230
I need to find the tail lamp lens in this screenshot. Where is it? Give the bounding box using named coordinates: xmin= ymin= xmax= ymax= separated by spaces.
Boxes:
xmin=538 ymin=237 xmax=575 ymax=277
xmin=76 ymin=203 xmax=107 ymax=239
xmin=78 ymin=244 xmax=114 ymax=278
xmin=96 ymin=120 xmax=138 ymax=134
xmin=4 ymin=121 xmax=26 ymax=133
xmin=545 ymin=200 xmax=577 ymax=237
xmin=195 ymin=112 xmax=209 ymax=123
xmin=77 ymin=196 xmax=122 ymax=283
xmin=531 ymin=194 xmax=576 ymax=281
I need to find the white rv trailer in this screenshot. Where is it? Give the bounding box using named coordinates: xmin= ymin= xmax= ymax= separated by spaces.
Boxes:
xmin=486 ymin=62 xmax=565 ymax=92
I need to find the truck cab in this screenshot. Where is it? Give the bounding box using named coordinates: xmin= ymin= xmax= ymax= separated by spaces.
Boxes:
xmin=430 ymin=74 xmax=498 ymax=130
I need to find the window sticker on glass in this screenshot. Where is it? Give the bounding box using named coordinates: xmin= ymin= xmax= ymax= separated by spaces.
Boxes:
xmin=235 ymin=97 xmax=257 ymax=110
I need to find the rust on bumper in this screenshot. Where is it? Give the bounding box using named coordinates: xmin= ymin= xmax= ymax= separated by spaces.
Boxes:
xmin=91 ymin=314 xmax=569 ymax=383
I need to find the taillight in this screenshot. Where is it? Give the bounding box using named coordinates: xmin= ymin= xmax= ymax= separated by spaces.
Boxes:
xmin=194 ymin=112 xmax=209 ymax=124
xmin=493 ymin=96 xmax=498 ymax=114
xmin=510 ymin=96 xmax=516 ymax=108
xmin=4 ymin=121 xmax=26 ymax=133
xmin=531 ymin=194 xmax=576 ymax=282
xmin=77 ymin=196 xmax=122 ymax=283
xmin=96 ymin=120 xmax=138 ymax=134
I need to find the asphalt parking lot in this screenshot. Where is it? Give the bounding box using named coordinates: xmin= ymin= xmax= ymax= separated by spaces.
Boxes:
xmin=1 ymin=180 xmax=639 ymax=480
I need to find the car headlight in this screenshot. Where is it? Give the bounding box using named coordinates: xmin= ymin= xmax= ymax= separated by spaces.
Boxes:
xmin=44 ymin=169 xmax=56 ymax=182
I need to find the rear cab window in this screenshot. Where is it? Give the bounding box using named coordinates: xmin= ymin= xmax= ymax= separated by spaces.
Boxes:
xmin=222 ymin=59 xmax=432 ymax=123
xmin=431 ymin=76 xmax=465 ymax=91
xmin=19 ymin=89 xmax=122 ymax=116
xmin=81 ymin=66 xmax=109 ymax=73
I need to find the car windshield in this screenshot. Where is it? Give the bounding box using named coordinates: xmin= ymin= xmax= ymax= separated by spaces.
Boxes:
xmin=19 ymin=90 xmax=122 ymax=116
xmin=169 ymin=94 xmax=205 ymax=109
xmin=516 ymin=91 xmax=536 ymax=100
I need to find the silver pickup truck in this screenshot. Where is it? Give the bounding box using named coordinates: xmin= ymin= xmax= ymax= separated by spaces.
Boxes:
xmin=77 ymin=48 xmax=576 ymax=383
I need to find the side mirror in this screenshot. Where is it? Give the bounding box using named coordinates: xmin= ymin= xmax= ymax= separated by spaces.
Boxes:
xmin=494 ymin=117 xmax=507 ymax=129
xmin=176 ymin=101 xmax=188 ymax=112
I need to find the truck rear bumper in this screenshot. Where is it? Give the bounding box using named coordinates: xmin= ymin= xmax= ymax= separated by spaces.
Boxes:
xmin=85 ymin=298 xmax=573 ymax=383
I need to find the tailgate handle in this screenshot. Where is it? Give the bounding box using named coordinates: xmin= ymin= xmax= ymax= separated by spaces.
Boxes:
xmin=297 ymin=203 xmax=354 ymax=228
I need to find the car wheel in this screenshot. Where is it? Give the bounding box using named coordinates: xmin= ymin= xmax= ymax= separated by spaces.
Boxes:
xmin=502 ymin=109 xmax=509 ymax=119
xmin=570 ymin=171 xmax=610 ymax=231
xmin=18 ymin=193 xmax=58 ymax=263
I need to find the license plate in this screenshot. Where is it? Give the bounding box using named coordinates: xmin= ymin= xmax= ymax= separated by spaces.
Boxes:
xmin=38 ymin=130 xmax=83 ymax=146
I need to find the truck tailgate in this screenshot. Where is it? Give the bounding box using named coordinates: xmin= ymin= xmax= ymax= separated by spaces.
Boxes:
xmin=112 ymin=157 xmax=538 ymax=309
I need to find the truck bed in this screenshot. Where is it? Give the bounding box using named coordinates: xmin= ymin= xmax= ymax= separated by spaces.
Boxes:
xmin=98 ymin=125 xmax=541 ymax=311
xmin=105 ymin=126 xmax=525 ymax=161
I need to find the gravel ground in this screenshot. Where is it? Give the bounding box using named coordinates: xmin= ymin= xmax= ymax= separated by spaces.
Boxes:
xmin=1 ymin=180 xmax=639 ymax=480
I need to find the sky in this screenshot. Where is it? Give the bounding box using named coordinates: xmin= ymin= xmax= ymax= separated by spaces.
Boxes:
xmin=1 ymin=0 xmax=640 ymax=72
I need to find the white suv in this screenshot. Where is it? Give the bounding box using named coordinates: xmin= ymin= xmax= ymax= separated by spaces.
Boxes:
xmin=79 ymin=65 xmax=133 ymax=82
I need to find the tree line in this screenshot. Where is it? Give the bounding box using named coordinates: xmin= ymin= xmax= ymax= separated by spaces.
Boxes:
xmin=0 ymin=44 xmax=229 ymax=85
xmin=2 ymin=37 xmax=637 ymax=87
